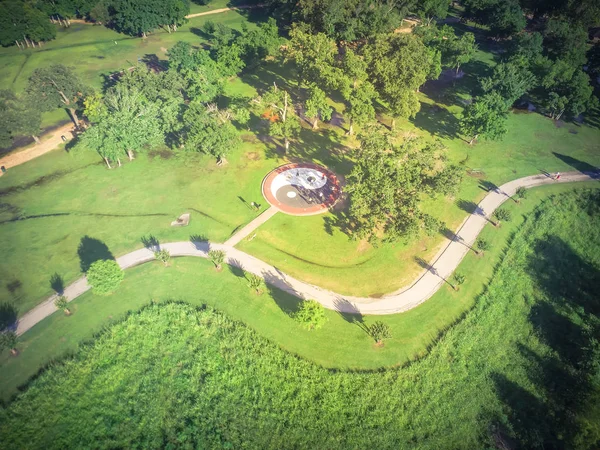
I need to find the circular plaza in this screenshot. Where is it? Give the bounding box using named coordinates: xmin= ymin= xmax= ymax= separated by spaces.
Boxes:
xmin=261 ymin=163 xmax=342 ymax=215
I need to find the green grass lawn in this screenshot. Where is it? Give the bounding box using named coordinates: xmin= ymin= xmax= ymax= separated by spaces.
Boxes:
xmin=0 ymin=137 xmax=277 ymax=313
xmin=1 ymin=187 xmax=598 ymax=448
xmin=1 ymin=182 xmax=597 ymax=402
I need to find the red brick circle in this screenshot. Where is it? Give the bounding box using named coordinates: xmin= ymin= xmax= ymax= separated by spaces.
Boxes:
xmin=262 ymin=163 xmax=342 ymax=216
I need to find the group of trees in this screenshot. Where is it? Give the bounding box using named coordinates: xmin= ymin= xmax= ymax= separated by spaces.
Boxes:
xmin=0 ymin=0 xmax=191 ymax=46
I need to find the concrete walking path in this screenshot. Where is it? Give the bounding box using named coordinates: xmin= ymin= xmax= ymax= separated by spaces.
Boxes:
xmin=14 ymin=171 xmax=599 ymax=336
xmin=224 ymin=206 xmax=278 ymax=247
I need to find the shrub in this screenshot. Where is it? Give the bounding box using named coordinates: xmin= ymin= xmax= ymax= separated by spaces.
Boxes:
xmin=86 ymin=260 xmax=124 ymax=295
xmin=247 ymin=273 xmax=264 ymax=295
xmin=516 ymin=186 xmax=527 ymax=200
xmin=294 ymin=300 xmax=327 ymax=330
xmin=154 ymin=249 xmax=171 ymax=266
xmin=369 ymin=321 xmax=391 ymax=344
xmin=54 ymin=296 xmax=70 ymax=314
xmin=209 ymin=250 xmax=226 ymax=270
xmin=0 ymin=331 xmax=18 ymax=356
xmin=493 ymin=208 xmax=512 ymax=223
xmin=476 ymin=238 xmax=490 ymax=253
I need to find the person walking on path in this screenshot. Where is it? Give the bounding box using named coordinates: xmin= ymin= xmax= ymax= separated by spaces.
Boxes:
xmin=555 ymin=172 xmax=561 ymax=180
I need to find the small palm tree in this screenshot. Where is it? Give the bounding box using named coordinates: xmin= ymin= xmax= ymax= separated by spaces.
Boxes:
xmin=515 ymin=186 xmax=527 ymax=203
xmin=476 ymin=238 xmax=490 ymax=255
xmin=154 ymin=249 xmax=171 ymax=266
xmin=369 ymin=321 xmax=391 ymax=345
xmin=493 ymin=208 xmax=511 ymax=226
xmin=0 ymin=331 xmax=18 ymax=356
xmin=247 ymin=273 xmax=264 ymax=295
xmin=209 ymin=250 xmax=226 ymax=271
xmin=453 ymin=272 xmax=466 ymax=291
xmin=54 ymin=296 xmax=71 ymax=315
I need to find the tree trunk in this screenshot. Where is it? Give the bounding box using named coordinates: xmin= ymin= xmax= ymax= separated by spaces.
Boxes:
xmin=127 ymin=149 xmax=134 ymax=161
xmin=117 ymin=158 xmax=122 ymax=167
xmin=391 ymin=118 xmax=396 ymax=130
xmin=104 ymin=157 xmax=112 ymax=169
xmin=173 ymin=24 xmax=177 ymax=31
xmin=23 ymin=36 xmax=30 ymax=48
xmin=312 ymin=117 xmax=319 ymax=130
xmin=347 ymin=121 xmax=354 ymax=136
xmin=15 ymin=40 xmax=21 ymax=49
xmin=469 ymin=134 xmax=478 ymax=145
xmin=142 ymin=31 xmax=147 ymax=38
xmin=284 ymin=138 xmax=290 ymax=153
xmin=10 ymin=348 xmax=18 ymax=356
xmin=166 ymin=24 xmax=171 ymax=33
xmin=282 ymin=91 xmax=288 ymax=122
xmin=65 ymin=308 xmax=71 ymax=316
xmin=67 ymin=107 xmax=80 ymax=127
xmin=32 ymin=135 xmax=40 ymax=144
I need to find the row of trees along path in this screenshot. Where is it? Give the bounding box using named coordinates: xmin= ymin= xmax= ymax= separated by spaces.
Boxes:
xmin=12 ymin=171 xmax=599 ymax=336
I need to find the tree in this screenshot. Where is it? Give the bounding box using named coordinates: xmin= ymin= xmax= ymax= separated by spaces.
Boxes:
xmin=338 ymin=48 xmax=377 ymax=134
xmin=182 ymin=101 xmax=241 ymax=162
xmin=364 ymin=34 xmax=436 ymax=123
xmin=262 ymin=86 xmax=301 ymax=152
xmin=459 ymin=92 xmax=509 ymax=144
xmin=81 ymin=85 xmax=163 ymax=165
xmin=285 ymin=25 xmax=338 ymax=86
xmin=506 ymin=31 xmax=543 ymax=66
xmin=0 ymin=1 xmax=56 ymax=47
xmin=416 ymin=0 xmax=451 ymax=24
xmin=294 ymin=300 xmax=327 ymax=330
xmin=464 ymin=0 xmax=525 ymax=37
xmin=26 ymin=65 xmax=87 ymax=127
xmin=0 ymin=90 xmax=42 ymax=148
xmin=304 ymin=85 xmax=333 ymax=129
xmin=516 ymin=186 xmax=527 ymax=201
xmin=453 ymin=272 xmax=466 ymax=290
xmin=444 ymin=32 xmax=477 ymax=75
xmin=86 ymin=259 xmax=124 ymax=295
xmin=481 ymin=61 xmax=536 ymax=107
xmin=216 ymin=43 xmax=245 ymax=77
xmin=54 ymin=296 xmax=71 ymax=315
xmin=296 ymin=0 xmax=408 ymax=41
xmin=236 ymin=18 xmax=281 ymax=69
xmin=90 ymin=1 xmax=111 ymax=24
xmin=543 ymin=19 xmax=588 ymax=69
xmin=110 ymin=0 xmax=190 ymax=37
xmin=247 ymin=273 xmax=264 ymax=295
xmin=346 ymin=124 xmax=462 ymax=242
xmin=208 ymin=250 xmax=226 ymax=271
xmin=154 ymin=249 xmax=171 ymax=266
xmin=0 ymin=331 xmax=18 ymax=356
xmin=368 ymin=321 xmax=391 ymax=344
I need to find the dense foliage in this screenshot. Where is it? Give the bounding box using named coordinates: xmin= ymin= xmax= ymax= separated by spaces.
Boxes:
xmin=2 ymin=189 xmax=598 ymax=448
xmin=85 ymin=259 xmax=124 ymax=295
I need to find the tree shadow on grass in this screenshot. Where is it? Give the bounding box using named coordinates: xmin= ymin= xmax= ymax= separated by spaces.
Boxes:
xmin=189 ymin=234 xmax=209 ymax=251
xmin=77 ymin=236 xmax=114 ymax=273
xmin=0 ymin=302 xmax=18 ymax=330
xmin=262 ymin=268 xmax=303 ymax=317
xmin=49 ymin=273 xmax=64 ymax=295
xmin=227 ymin=258 xmax=246 ymax=278
xmin=333 ymin=298 xmax=369 ymax=335
xmin=552 ymin=153 xmax=599 ymax=175
xmin=413 ymin=102 xmax=460 ymax=139
xmin=141 ymin=234 xmax=160 ymax=251
xmin=414 ymin=256 xmax=454 ymax=290
xmin=492 ymin=235 xmax=600 ymax=447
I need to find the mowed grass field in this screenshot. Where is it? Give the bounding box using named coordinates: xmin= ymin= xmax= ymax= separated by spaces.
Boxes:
xmin=1 ymin=182 xmax=597 ymax=401
xmin=1 ymin=189 xmax=599 ymax=449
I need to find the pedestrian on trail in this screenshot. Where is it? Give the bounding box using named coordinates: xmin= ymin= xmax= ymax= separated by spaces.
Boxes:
xmin=555 ymin=172 xmax=561 ymax=180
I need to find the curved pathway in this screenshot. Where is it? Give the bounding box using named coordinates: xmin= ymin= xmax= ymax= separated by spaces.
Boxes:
xmin=14 ymin=171 xmax=599 ymax=336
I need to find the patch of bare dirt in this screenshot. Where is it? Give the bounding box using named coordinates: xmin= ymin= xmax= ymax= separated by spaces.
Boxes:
xmin=357 ymin=238 xmax=371 ymax=254
xmin=246 ymin=151 xmax=260 ymax=160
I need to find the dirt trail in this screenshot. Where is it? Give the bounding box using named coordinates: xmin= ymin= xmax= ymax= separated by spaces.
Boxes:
xmin=0 ymin=124 xmax=74 ymax=174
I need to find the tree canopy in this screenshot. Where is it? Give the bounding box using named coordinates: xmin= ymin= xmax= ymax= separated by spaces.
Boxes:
xmin=0 ymin=0 xmax=56 ymax=47
xmin=459 ymin=92 xmax=509 ymax=144
xmin=346 ymin=124 xmax=461 ymax=242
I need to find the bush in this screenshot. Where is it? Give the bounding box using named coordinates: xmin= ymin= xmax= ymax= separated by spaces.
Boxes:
xmin=209 ymin=250 xmax=226 ymax=270
xmin=86 ymin=260 xmax=124 ymax=295
xmin=294 ymin=300 xmax=327 ymax=330
xmin=493 ymin=208 xmax=512 ymax=223
xmin=54 ymin=296 xmax=70 ymax=314
xmin=516 ymin=186 xmax=527 ymax=200
xmin=476 ymin=238 xmax=490 ymax=253
xmin=154 ymin=249 xmax=171 ymax=266
xmin=246 ymin=273 xmax=264 ymax=295
xmin=369 ymin=321 xmax=391 ymax=344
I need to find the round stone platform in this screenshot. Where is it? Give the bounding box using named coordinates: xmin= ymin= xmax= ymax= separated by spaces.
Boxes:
xmin=261 ymin=163 xmax=342 ymax=216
